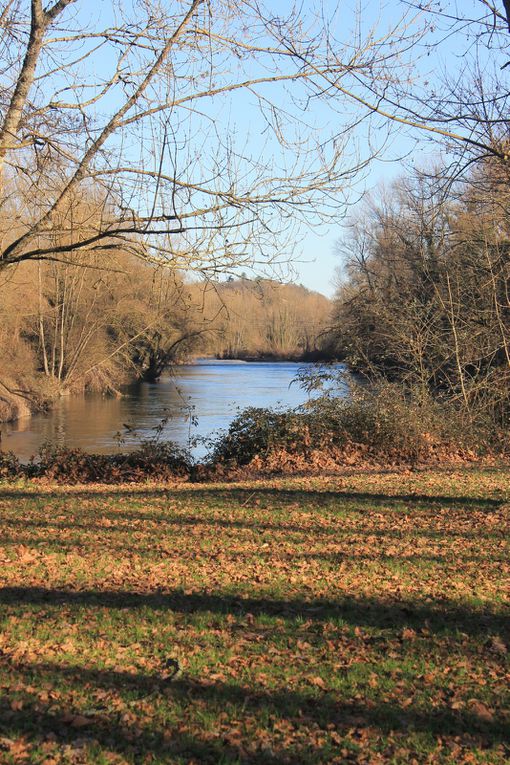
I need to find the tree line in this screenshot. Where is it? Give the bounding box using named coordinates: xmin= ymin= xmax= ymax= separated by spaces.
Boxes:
xmin=326 ymin=156 xmax=510 ymax=431
xmin=201 ymin=278 xmax=331 ymax=362
xmin=2 ymin=0 xmax=510 ymax=439
xmin=0 ymin=207 xmax=331 ymax=422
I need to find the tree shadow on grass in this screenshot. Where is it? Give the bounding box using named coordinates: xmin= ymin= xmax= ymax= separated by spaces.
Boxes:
xmin=0 ymin=486 xmax=506 ymax=512
xmin=0 ymin=511 xmax=506 ymax=544
xmin=0 ymin=659 xmax=507 ymax=764
xmin=0 ymin=586 xmax=507 ymax=637
xmin=0 ymin=532 xmax=502 ymax=566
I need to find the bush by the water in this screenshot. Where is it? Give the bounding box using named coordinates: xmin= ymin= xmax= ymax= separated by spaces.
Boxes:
xmin=0 ymin=450 xmax=22 ymax=478
xmin=37 ymin=441 xmax=192 ymax=483
xmin=210 ymin=406 xmax=307 ymax=466
xmin=5 ymin=440 xmax=193 ymax=483
xmin=1 ymin=384 xmax=505 ymax=483
xmin=210 ymin=384 xmax=494 ymax=469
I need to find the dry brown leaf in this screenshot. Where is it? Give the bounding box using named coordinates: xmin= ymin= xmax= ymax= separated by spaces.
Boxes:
xmin=309 ymin=676 xmax=327 ymax=689
xmin=468 ymin=700 xmax=495 ymax=723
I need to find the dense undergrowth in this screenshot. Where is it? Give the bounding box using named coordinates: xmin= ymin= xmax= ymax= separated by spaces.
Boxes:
xmin=211 ymin=386 xmax=492 ymax=469
xmin=0 ymin=442 xmax=192 ymax=484
xmin=1 ymin=386 xmax=506 ymax=484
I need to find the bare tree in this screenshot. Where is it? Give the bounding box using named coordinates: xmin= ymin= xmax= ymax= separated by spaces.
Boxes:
xmin=289 ymin=1 xmax=510 ymax=179
xmin=329 ymin=159 xmax=510 ymax=423
xmin=0 ymin=0 xmax=414 ymax=275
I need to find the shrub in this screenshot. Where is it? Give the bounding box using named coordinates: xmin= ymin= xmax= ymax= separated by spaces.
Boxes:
xmin=32 ymin=440 xmax=192 ymax=483
xmin=210 ymin=383 xmax=490 ymax=468
xmin=210 ymin=407 xmax=310 ymax=465
xmin=304 ymin=386 xmax=447 ymax=462
xmin=0 ymin=450 xmax=22 ymax=479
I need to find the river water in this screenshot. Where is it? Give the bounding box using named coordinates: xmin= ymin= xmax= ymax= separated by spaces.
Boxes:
xmin=2 ymin=360 xmax=340 ymax=461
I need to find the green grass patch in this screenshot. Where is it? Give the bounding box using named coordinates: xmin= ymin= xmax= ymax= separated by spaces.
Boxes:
xmin=0 ymin=469 xmax=508 ymax=763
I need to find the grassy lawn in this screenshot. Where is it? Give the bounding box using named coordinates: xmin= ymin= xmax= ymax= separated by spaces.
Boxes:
xmin=0 ymin=469 xmax=508 ymax=764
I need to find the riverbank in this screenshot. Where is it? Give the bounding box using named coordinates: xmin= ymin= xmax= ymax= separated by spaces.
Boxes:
xmin=0 ymin=378 xmax=44 ymax=424
xmin=217 ymin=350 xmax=338 ymax=363
xmin=0 ymin=354 xmax=336 ymax=427
xmin=0 ymin=360 xmax=324 ymax=461
xmin=0 ymin=468 xmax=508 ymax=764
xmin=3 ymin=367 xmax=508 ymax=473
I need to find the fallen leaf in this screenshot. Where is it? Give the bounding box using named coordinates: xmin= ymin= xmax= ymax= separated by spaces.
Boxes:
xmin=486 ymin=636 xmax=507 ymax=655
xmin=468 ymin=700 xmax=494 ymax=723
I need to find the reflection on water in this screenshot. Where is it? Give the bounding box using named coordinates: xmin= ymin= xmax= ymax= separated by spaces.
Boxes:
xmin=2 ymin=360 xmax=343 ymax=461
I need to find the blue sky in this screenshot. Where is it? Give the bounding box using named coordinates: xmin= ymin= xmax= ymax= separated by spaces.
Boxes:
xmin=37 ymin=0 xmax=506 ymax=298
xmin=289 ymin=0 xmax=506 ymax=296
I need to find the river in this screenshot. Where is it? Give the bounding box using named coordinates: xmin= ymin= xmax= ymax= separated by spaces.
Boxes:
xmin=2 ymin=360 xmax=341 ymax=461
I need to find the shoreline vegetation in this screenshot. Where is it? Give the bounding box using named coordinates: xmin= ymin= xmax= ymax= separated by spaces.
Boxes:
xmin=2 ymin=385 xmax=508 ymax=484
xmin=0 ymin=443 xmax=499 ymax=485
xmin=0 ymin=350 xmax=337 ymax=426
xmin=216 ymin=349 xmax=338 ymax=364
xmin=0 ymin=273 xmax=333 ymax=425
